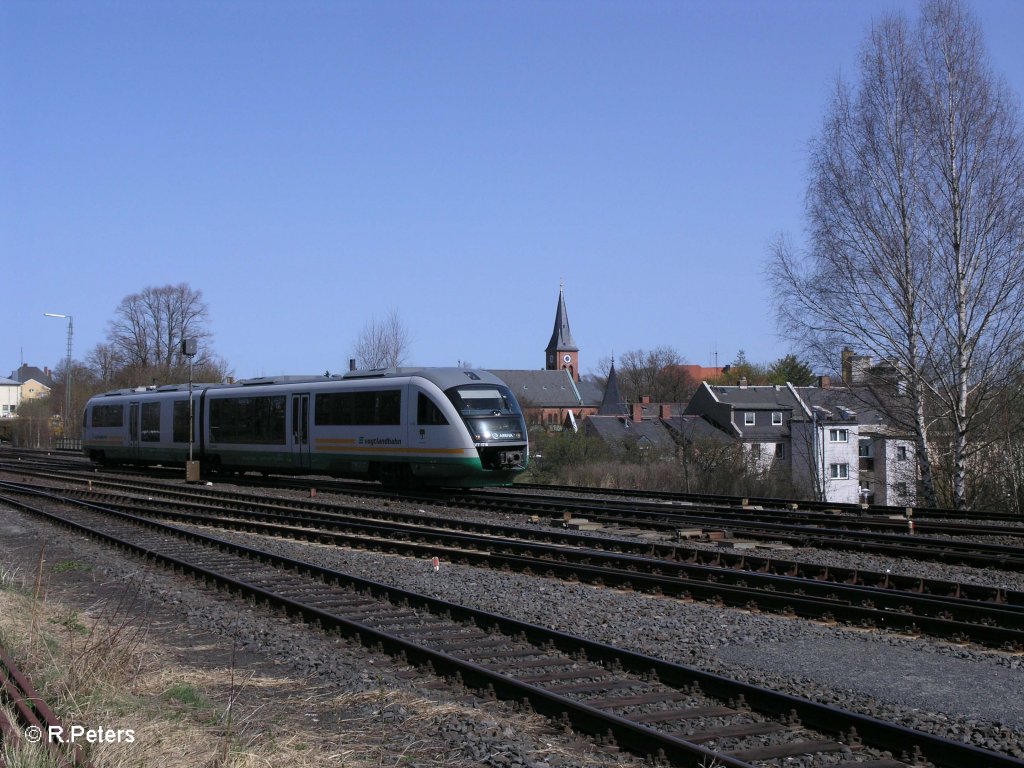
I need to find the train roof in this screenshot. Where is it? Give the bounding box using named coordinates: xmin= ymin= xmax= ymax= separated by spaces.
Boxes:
xmin=86 ymin=368 xmax=510 ymax=400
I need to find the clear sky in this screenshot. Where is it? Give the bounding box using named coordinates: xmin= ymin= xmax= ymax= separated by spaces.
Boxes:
xmin=4 ymin=0 xmax=1023 ymax=381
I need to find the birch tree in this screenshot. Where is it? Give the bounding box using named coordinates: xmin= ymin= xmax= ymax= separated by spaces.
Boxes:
xmin=770 ymin=11 xmax=940 ymax=506
xmin=915 ymin=0 xmax=1024 ymax=509
xmin=771 ymin=0 xmax=1024 ymax=509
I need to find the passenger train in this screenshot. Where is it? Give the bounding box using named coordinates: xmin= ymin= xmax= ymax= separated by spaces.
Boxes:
xmin=81 ymin=368 xmax=528 ymax=487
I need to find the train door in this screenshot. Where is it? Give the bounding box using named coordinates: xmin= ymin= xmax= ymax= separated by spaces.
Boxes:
xmin=415 ymin=390 xmax=450 ymax=447
xmin=291 ymin=393 xmax=311 ymax=470
xmin=128 ymin=401 xmax=141 ymax=459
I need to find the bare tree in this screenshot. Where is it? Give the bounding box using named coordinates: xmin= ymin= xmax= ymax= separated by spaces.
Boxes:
xmin=770 ymin=0 xmax=1024 ymax=509
xmin=103 ymin=283 xmax=224 ymax=386
xmin=595 ymin=347 xmax=683 ymax=403
xmin=914 ymin=0 xmax=1024 ymax=509
xmin=352 ymin=309 xmax=412 ymax=369
xmin=86 ymin=342 xmax=122 ymax=383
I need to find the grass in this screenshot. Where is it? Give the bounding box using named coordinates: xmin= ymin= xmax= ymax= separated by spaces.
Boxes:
xmin=51 ymin=560 xmax=92 ymax=575
xmin=162 ymin=681 xmax=209 ymax=709
xmin=0 ymin=545 xmax=614 ymax=768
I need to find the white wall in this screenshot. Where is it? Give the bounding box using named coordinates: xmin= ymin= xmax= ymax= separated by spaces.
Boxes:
xmin=0 ymin=383 xmax=19 ymax=417
xmin=878 ymin=438 xmax=917 ymax=506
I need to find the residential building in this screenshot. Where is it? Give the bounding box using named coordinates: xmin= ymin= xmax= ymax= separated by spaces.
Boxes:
xmin=793 ymin=383 xmax=916 ymax=506
xmin=9 ymin=364 xmax=54 ymax=403
xmin=684 ymin=380 xmax=796 ymax=479
xmin=0 ymin=377 xmax=19 ymax=420
xmin=683 ymin=377 xmax=918 ymax=506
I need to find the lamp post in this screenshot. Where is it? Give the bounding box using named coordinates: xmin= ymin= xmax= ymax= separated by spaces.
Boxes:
xmin=44 ymin=312 xmax=73 ymax=441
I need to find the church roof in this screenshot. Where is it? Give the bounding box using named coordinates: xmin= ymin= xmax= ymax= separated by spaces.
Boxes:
xmin=597 ymin=361 xmax=628 ymax=416
xmin=545 ymin=285 xmax=578 ymax=353
xmin=488 ymin=369 xmax=602 ymax=408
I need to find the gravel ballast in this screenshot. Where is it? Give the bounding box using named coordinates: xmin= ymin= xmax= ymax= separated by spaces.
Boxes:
xmin=2 ymin=479 xmax=1022 ymax=764
xmin=174 ymin=517 xmax=1024 ymax=756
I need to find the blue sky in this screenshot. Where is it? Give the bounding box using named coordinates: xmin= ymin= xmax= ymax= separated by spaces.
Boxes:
xmin=4 ymin=0 xmax=1023 ymax=381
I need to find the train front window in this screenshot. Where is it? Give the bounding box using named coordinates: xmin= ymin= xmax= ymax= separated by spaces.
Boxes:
xmin=446 ymin=386 xmax=520 ymax=417
xmin=445 ymin=385 xmax=525 ymax=443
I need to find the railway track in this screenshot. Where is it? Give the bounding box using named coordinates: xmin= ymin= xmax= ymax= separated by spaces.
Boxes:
xmin=1 ymin=483 xmax=1021 ymax=768
xmin=511 ymin=481 xmax=1024 ymax=524
xmin=450 ymin=493 xmax=1024 ymax=573
xmin=6 ymin=458 xmax=1024 ymax=573
xmin=5 ymin=451 xmax=1022 ymax=541
xmin=0 ymin=645 xmax=90 ymax=768
xmin=3 ymin=470 xmax=1024 ymax=650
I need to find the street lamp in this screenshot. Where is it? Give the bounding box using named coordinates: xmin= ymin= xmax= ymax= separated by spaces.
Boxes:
xmin=44 ymin=312 xmax=73 ymax=442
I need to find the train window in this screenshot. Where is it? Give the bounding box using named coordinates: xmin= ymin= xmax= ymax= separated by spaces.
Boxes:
xmin=141 ymin=402 xmax=161 ymax=442
xmin=445 ymin=386 xmax=521 ymax=416
xmin=209 ymin=395 xmax=287 ymax=444
xmin=92 ymin=404 xmax=124 ymax=428
xmin=173 ymin=400 xmax=190 ymax=443
xmin=315 ymin=390 xmax=402 ymax=426
xmin=417 ymin=393 xmax=448 ymax=425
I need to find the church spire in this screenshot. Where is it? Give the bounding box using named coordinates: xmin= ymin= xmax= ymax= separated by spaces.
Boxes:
xmin=598 ymin=358 xmax=628 ymax=416
xmin=545 ymin=282 xmax=580 ymax=380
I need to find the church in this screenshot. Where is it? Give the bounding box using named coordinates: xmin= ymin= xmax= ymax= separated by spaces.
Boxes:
xmin=488 ymin=284 xmax=603 ymax=430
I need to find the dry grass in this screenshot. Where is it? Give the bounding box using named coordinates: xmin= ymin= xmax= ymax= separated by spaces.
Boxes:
xmin=0 ymin=550 xmax=602 ymax=768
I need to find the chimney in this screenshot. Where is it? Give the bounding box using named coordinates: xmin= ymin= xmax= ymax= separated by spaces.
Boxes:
xmin=739 ymin=376 xmax=748 ymax=389
xmin=660 ymin=404 xmax=672 ymax=419
xmin=349 ymin=358 xmax=357 ymax=371
xmin=819 ymin=375 xmax=831 ymax=389
xmin=631 ymin=403 xmax=644 ymax=422
xmin=640 ymin=395 xmax=651 ymax=404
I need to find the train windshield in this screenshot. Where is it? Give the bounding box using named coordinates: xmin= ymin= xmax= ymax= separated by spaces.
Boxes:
xmin=445 ymin=385 xmax=525 ymax=443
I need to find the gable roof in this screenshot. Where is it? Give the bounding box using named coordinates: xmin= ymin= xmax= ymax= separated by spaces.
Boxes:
xmin=662 ymin=414 xmax=734 ymax=445
xmin=684 ymin=382 xmax=799 ymax=440
xmin=583 ymin=414 xmax=677 ymax=452
xmin=9 ymin=365 xmax=54 ymax=388
xmin=488 ymin=369 xmax=602 ymax=408
xmin=793 ymin=384 xmax=910 ymax=436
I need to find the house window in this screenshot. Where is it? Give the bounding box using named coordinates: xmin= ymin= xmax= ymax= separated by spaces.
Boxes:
xmin=897 ymin=446 xmax=908 ymax=461
xmin=744 ymin=412 xmax=755 ymax=425
xmin=829 ymin=428 xmax=849 ymax=442
xmin=775 ymin=443 xmax=785 ymax=459
xmin=772 ymin=412 xmax=782 ymax=425
xmin=751 ymin=443 xmax=761 ymax=459
xmin=895 ymin=482 xmax=908 ymax=496
xmin=829 ymin=463 xmax=849 ymax=479
xmin=858 ymin=443 xmax=871 ymax=458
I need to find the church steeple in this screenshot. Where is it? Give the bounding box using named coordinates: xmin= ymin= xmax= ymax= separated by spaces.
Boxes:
xmin=598 ymin=359 xmax=627 ymax=416
xmin=546 ymin=281 xmax=580 ymax=381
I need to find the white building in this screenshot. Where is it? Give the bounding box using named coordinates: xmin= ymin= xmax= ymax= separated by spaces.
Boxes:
xmin=791 ymin=385 xmax=917 ymax=507
xmin=683 ymin=379 xmax=918 ymax=506
xmin=0 ymin=377 xmax=20 ymax=420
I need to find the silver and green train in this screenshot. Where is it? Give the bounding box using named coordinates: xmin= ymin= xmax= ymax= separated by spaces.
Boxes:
xmin=82 ymin=368 xmax=528 ymax=487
